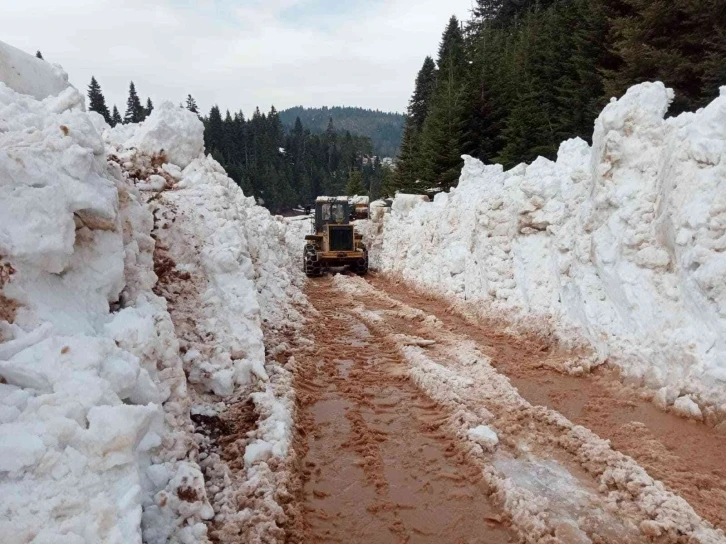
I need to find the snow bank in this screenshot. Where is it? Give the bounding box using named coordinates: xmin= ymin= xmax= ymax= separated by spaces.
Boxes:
xmin=0 ymin=40 xmax=73 ymax=100
xmin=373 ymin=82 xmax=726 ymax=414
xmin=0 ymin=44 xmax=213 ymax=543
xmin=105 ymin=106 xmax=304 ymax=540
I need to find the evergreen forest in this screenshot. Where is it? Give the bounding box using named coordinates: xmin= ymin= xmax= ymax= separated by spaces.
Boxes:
xmin=392 ymin=0 xmax=726 ymax=194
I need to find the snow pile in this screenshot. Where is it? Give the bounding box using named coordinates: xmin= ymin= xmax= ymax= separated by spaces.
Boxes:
xmin=125 ymin=101 xmax=205 ymax=169
xmin=105 ymin=105 xmax=304 ymax=540
xmin=374 ymin=82 xmax=726 ymax=414
xmin=0 ymin=41 xmax=72 ymax=100
xmin=0 ymin=43 xmax=212 ymax=543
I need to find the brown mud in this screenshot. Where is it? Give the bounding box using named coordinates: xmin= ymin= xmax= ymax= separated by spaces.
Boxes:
xmin=367 ymin=273 xmax=726 ymax=534
xmin=293 ymin=279 xmax=515 ymax=543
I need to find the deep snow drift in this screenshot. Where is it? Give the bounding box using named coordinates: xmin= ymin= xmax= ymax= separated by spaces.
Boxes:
xmin=372 ymin=82 xmax=726 ymax=417
xmin=0 ymin=42 xmax=302 ymax=543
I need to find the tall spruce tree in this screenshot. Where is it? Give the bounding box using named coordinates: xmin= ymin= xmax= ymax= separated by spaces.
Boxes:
xmin=409 ymin=57 xmax=438 ymax=130
xmin=111 ymin=106 xmax=122 ymax=127
xmin=145 ymin=98 xmax=154 ymax=117
xmin=124 ymin=82 xmax=146 ymax=123
xmin=87 ymin=76 xmax=111 ymax=124
xmin=391 ymin=56 xmax=438 ymax=193
xmin=418 ymin=16 xmax=468 ymax=190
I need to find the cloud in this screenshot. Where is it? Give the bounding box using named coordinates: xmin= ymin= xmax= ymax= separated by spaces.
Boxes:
xmin=1 ymin=0 xmax=474 ymax=115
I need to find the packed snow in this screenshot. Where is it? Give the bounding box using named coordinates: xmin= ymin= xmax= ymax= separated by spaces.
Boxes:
xmin=371 ymin=82 xmax=726 ymax=417
xmin=0 ymin=41 xmax=302 ymax=543
xmin=0 ymin=41 xmax=72 ymax=100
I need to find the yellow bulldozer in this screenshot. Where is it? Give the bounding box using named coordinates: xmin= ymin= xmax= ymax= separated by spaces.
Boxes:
xmin=303 ymin=196 xmax=368 ymax=277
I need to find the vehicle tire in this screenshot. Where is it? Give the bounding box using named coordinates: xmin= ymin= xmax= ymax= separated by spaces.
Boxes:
xmin=303 ymin=244 xmax=322 ymax=277
xmin=353 ymin=248 xmax=368 ymax=276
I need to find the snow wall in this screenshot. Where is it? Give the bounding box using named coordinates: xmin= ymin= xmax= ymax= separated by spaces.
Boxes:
xmin=0 ymin=41 xmax=300 ymax=542
xmin=373 ymin=82 xmax=726 ymax=415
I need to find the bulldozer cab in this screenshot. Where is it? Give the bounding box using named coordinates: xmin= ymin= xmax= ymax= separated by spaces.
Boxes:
xmin=314 ymin=199 xmax=349 ymax=233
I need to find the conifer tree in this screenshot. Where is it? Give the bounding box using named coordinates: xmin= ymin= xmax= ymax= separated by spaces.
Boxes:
xmin=145 ymin=98 xmax=154 ymax=117
xmin=35 ymin=51 xmax=43 ymax=59
xmin=418 ymin=15 xmax=468 ymax=190
xmin=124 ymin=82 xmax=146 ymax=124
xmin=87 ymin=76 xmax=111 ymax=124
xmin=391 ymin=120 xmax=421 ymax=193
xmin=602 ymin=0 xmax=725 ymax=114
xmin=111 ymin=106 xmax=122 ymax=127
xmin=346 ymin=170 xmax=365 ymax=196
xmin=409 ymin=57 xmax=437 ymax=130
xmin=205 ymin=105 xmax=225 ymax=156
xmin=185 ymin=94 xmax=199 ymax=113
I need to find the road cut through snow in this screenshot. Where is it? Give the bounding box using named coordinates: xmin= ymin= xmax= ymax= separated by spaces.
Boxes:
xmin=298 ymin=272 xmax=726 ymax=544
xmin=292 ymin=277 xmax=514 ymax=543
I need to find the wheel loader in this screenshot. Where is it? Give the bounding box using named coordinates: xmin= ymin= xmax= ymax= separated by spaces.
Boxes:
xmin=303 ymin=196 xmax=368 ymax=277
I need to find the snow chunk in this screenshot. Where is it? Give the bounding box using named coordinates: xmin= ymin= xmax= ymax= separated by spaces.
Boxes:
xmin=0 ymin=424 xmax=44 ymax=472
xmin=125 ymin=101 xmax=204 ymax=168
xmin=468 ymin=424 xmax=499 ymax=450
xmin=0 ymin=40 xmax=73 ymax=100
xmin=672 ymin=396 xmax=703 ymax=420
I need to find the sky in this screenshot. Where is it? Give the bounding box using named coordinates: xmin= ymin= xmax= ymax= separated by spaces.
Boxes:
xmin=1 ymin=0 xmax=475 ymax=116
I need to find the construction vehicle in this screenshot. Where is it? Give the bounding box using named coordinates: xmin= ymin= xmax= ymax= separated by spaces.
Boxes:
xmin=303 ymin=196 xmax=368 ymax=277
xmin=349 ymin=196 xmax=370 ymax=220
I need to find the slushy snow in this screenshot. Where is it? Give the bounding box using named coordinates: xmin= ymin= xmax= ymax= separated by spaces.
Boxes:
xmin=371 ymin=82 xmax=726 ymax=418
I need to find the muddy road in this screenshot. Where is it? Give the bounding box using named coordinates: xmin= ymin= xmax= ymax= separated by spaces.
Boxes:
xmin=292 ymin=274 xmax=725 ymax=544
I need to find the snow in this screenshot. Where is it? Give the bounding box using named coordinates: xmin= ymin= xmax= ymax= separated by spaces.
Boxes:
xmin=0 ymin=41 xmax=302 ymax=543
xmin=0 ymin=40 xmax=73 ymax=100
xmin=124 ymin=101 xmax=205 ymax=169
xmin=372 ymin=82 xmax=726 ymax=415
xmin=467 ymin=424 xmax=499 ymax=450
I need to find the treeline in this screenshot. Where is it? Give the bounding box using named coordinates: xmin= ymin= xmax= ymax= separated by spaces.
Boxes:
xmin=85 ymin=77 xmax=392 ymax=211
xmin=278 ymin=106 xmax=405 ymax=157
xmin=87 ymin=77 xmax=154 ymax=126
xmin=392 ymin=0 xmax=726 ymax=195
xmin=203 ymin=108 xmax=393 ymax=212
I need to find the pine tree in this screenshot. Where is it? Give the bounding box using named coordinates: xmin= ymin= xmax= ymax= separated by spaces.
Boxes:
xmin=111 ymin=106 xmax=122 ymax=127
xmin=392 ymin=119 xmax=421 ymax=194
xmin=346 ymin=170 xmax=366 ymax=196
xmin=418 ymin=16 xmax=468 ymax=190
xmin=185 ymin=94 xmax=199 ymax=113
xmin=145 ymin=98 xmax=154 ymax=117
xmin=409 ymin=57 xmax=438 ymax=130
xmin=124 ymin=82 xmax=146 ymax=124
xmin=205 ymin=106 xmax=225 ymax=156
xmin=35 ymin=51 xmax=43 ymax=60
xmin=602 ymin=0 xmax=726 ymax=114
xmin=87 ymin=76 xmax=111 ymax=124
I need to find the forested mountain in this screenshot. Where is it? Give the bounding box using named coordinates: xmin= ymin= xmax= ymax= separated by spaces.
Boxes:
xmin=279 ymin=106 xmax=404 ymax=157
xmin=202 ymin=108 xmax=393 ymax=212
xmin=85 ymin=78 xmax=391 ymax=213
xmin=391 ymin=0 xmax=726 ymax=195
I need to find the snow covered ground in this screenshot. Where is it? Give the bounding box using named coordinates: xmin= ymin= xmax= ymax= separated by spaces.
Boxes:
xmin=371 ymin=82 xmax=726 ymax=419
xmin=0 ymin=41 xmax=303 ymax=543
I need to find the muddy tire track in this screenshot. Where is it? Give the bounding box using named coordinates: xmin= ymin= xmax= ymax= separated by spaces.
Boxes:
xmin=366 ymin=273 xmax=726 ymax=535
xmin=320 ymin=273 xmax=725 ymax=543
xmin=293 ymin=278 xmax=514 ymax=543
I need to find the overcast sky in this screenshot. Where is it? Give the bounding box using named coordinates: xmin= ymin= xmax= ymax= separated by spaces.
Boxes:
xmin=2 ymin=0 xmax=475 ymax=116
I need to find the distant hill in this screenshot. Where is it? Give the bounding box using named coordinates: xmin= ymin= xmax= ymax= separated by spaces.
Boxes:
xmin=279 ymin=106 xmax=404 ymax=158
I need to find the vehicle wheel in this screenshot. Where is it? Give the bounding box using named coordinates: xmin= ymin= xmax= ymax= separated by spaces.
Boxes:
xmin=303 ymin=244 xmax=322 ymax=277
xmin=353 ymin=249 xmax=368 ymax=276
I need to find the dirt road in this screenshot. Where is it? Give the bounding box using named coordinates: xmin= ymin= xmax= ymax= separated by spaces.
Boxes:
xmin=293 ymin=274 xmax=726 ymax=544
